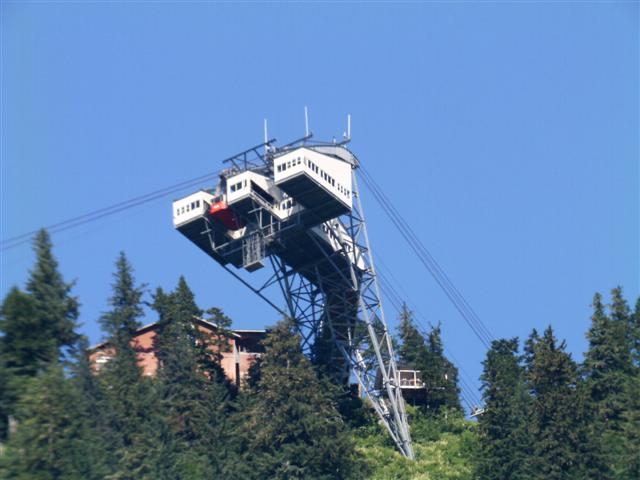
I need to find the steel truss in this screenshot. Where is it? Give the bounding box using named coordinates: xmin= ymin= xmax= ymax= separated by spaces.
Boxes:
xmin=203 ymin=138 xmax=414 ymax=459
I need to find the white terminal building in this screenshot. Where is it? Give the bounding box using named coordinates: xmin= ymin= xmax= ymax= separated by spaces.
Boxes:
xmin=172 ymin=135 xmax=414 ymax=460
xmin=173 ymin=145 xmax=361 ymax=275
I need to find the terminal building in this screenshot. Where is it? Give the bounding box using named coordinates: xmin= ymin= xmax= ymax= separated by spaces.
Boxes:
xmin=89 ymin=318 xmax=266 ymax=387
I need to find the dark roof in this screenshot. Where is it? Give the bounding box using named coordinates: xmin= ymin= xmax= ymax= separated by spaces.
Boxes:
xmin=89 ymin=317 xmax=266 ymax=351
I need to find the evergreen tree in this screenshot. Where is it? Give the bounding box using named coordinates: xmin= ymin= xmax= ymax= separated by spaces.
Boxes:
xmin=25 ymin=229 xmax=80 ymax=361
xmin=522 ymin=327 xmax=540 ymax=368
xmin=477 ymin=338 xmax=531 ymax=480
xmin=0 ymin=356 xmax=9 ymax=443
xmin=619 ymin=372 xmax=640 ymax=479
xmin=0 ymin=288 xmax=41 ymax=377
xmin=0 ymin=364 xmax=78 ymax=479
xmin=98 ymin=252 xmax=159 ymax=480
xmin=631 ymin=297 xmax=640 ymax=367
xmin=309 ymin=320 xmax=369 ymax=427
xmin=99 ymin=252 xmax=144 ymax=346
xmin=397 ymin=303 xmax=425 ymax=368
xmin=609 ymin=287 xmax=634 ymax=378
xmin=0 ymin=288 xmax=37 ymax=442
xmin=395 ymin=307 xmax=461 ymax=414
xmin=240 ymin=319 xmax=363 ymax=479
xmin=152 ymin=278 xmax=233 ymax=478
xmin=622 ymin=296 xmax=640 ymax=479
xmin=526 ymin=326 xmax=602 ymax=479
xmin=311 ymin=319 xmax=340 ymax=378
xmin=422 ymin=325 xmax=461 ymax=413
xmin=67 ymin=337 xmax=114 ymax=479
xmin=1 ymin=231 xmax=80 ymax=442
xmin=583 ymin=289 xmax=635 ymax=476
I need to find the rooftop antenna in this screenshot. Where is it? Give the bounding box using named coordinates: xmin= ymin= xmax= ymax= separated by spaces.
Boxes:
xmin=343 ymin=113 xmax=352 ymax=142
xmin=304 ymin=106 xmax=310 ymax=139
xmin=264 ymin=119 xmax=269 ymax=154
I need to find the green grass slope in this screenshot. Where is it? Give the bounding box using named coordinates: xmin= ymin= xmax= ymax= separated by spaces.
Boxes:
xmin=354 ymin=407 xmax=479 ymax=480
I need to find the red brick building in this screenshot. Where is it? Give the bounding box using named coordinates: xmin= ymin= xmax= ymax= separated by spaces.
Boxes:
xmin=89 ymin=318 xmax=266 ymax=387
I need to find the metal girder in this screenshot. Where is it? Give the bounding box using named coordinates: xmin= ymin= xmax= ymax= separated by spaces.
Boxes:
xmin=192 ymin=139 xmax=414 ymax=459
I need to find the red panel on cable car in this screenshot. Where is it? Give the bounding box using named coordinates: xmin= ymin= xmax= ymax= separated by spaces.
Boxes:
xmin=209 ymin=201 xmax=244 ymax=230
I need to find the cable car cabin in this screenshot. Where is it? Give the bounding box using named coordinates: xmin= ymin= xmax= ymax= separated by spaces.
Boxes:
xmin=399 ymin=369 xmax=426 ymax=389
xmin=398 ymin=369 xmax=428 ymax=406
xmin=273 ymin=147 xmax=352 ymax=226
xmin=173 ymin=190 xmax=227 ymax=262
xmin=209 ymin=201 xmax=245 ymax=238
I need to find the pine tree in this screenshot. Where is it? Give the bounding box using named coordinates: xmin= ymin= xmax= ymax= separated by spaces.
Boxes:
xmin=0 ymin=288 xmax=41 ymax=377
xmin=99 ymin=252 xmax=144 ymax=346
xmin=152 ymin=277 xmax=233 ymax=478
xmin=67 ymin=337 xmax=114 ymax=479
xmin=625 ymin=296 xmax=640 ymax=479
xmin=0 ymin=364 xmax=78 ymax=479
xmin=477 ymin=338 xmax=531 ymax=480
xmin=583 ymin=289 xmax=636 ymax=477
xmin=631 ymin=297 xmax=640 ymax=367
xmin=0 ymin=356 xmax=9 ymax=443
xmin=522 ymin=327 xmax=540 ymax=368
xmin=423 ymin=325 xmax=461 ymax=413
xmin=240 ymin=319 xmax=363 ymax=480
xmin=526 ymin=326 xmax=602 ymax=480
xmin=98 ymin=252 xmax=159 ymax=480
xmin=25 ymin=229 xmax=80 ymax=362
xmin=395 ymin=307 xmax=461 ymax=414
xmin=619 ymin=372 xmax=640 ymax=479
xmin=1 ymin=231 xmax=80 ymax=443
xmin=0 ymin=288 xmax=38 ymax=442
xmin=397 ymin=303 xmax=424 ymax=368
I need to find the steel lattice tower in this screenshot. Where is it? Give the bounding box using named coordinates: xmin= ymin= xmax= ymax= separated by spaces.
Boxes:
xmin=173 ymin=134 xmax=414 ymax=459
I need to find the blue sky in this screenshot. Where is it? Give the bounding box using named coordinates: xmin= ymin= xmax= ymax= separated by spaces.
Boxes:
xmin=2 ymin=2 xmax=638 ymax=402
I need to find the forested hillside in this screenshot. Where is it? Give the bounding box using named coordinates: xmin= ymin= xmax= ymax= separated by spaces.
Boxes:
xmin=1 ymin=230 xmax=638 ymax=479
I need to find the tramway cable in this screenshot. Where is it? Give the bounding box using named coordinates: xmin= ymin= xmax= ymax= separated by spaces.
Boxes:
xmin=375 ymin=258 xmax=482 ymax=404
xmin=358 ymin=167 xmax=494 ymax=348
xmin=1 ymin=170 xmax=223 ymax=251
xmin=376 ymin=271 xmax=481 ymax=409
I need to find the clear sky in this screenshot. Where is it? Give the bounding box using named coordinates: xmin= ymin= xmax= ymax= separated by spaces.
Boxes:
xmin=2 ymin=2 xmax=638 ymax=402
